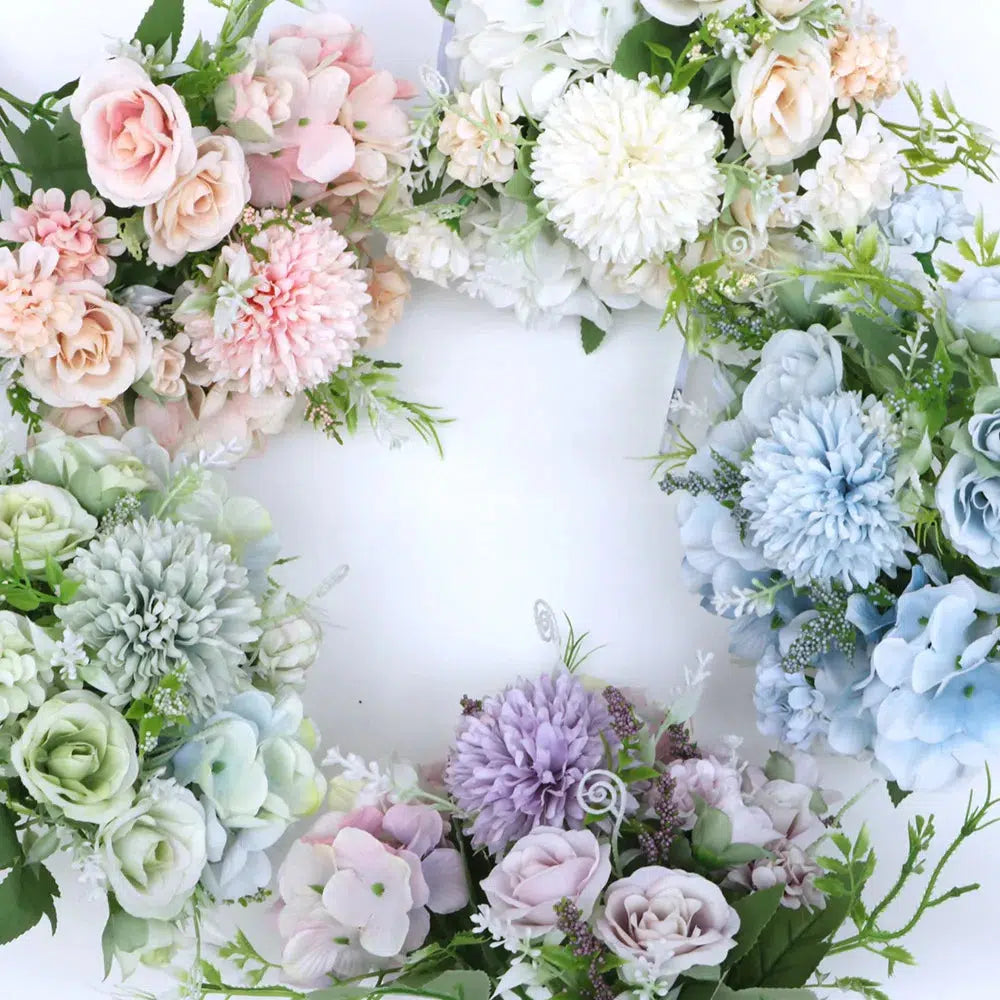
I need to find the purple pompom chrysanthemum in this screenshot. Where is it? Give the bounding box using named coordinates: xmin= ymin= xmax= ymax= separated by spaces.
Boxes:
xmin=445 ymin=670 xmax=613 ymax=853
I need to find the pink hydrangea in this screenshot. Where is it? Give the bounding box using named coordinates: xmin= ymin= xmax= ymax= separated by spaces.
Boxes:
xmin=276 ymin=804 xmax=468 ymax=987
xmin=180 ymin=214 xmax=370 ymax=395
xmin=0 ymin=189 xmax=124 ymax=285
xmin=0 ymin=243 xmax=85 ymax=357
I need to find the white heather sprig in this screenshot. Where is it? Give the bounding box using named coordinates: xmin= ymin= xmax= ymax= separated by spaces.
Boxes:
xmin=712 ymin=578 xmax=790 ymax=618
xmin=322 ymin=749 xmax=420 ymax=806
xmin=51 ymin=629 xmax=88 ymax=684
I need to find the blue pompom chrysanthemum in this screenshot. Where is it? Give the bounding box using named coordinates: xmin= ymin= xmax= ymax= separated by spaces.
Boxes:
xmin=742 ymin=392 xmax=910 ymax=590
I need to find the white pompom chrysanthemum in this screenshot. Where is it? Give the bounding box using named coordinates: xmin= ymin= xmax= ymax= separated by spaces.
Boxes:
xmin=531 ymin=72 xmax=724 ymax=267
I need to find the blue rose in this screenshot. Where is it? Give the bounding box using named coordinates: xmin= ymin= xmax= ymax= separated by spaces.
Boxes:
xmin=741 ymin=325 xmax=843 ymax=433
xmin=878 ymin=185 xmax=973 ymax=254
xmin=969 ymin=410 xmax=1000 ymax=463
xmin=945 ymin=266 xmax=1000 ymax=357
xmin=869 ymin=576 xmax=1000 ymax=790
xmin=936 ymin=454 xmax=1000 ymax=567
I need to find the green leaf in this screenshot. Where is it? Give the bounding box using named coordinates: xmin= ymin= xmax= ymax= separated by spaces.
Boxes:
xmin=612 ymin=20 xmax=685 ymax=79
xmin=581 ymin=318 xmax=607 ymax=354
xmin=693 ymin=806 xmax=733 ymax=855
xmin=0 ymin=863 xmax=59 ymax=945
xmin=421 ymin=971 xmax=492 ymax=1000
xmin=6 ymin=108 xmax=89 ymax=195
xmin=725 ymin=885 xmax=785 ymax=969
xmin=430 ymin=0 xmax=451 ymax=17
xmin=887 ymin=781 xmax=912 ymax=808
xmin=308 ymin=988 xmax=371 ymax=1000
xmin=850 ymin=313 xmax=899 ymax=366
xmin=715 ymin=988 xmax=818 ymax=1000
xmin=726 ymin=895 xmax=850 ymax=990
xmin=0 ymin=805 xmax=20 ymax=870
xmin=101 ymin=904 xmax=150 ymax=979
xmin=134 ymin=0 xmax=185 ymax=51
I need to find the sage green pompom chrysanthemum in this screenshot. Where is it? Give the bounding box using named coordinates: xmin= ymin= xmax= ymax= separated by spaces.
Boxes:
xmin=57 ymin=517 xmax=261 ymax=720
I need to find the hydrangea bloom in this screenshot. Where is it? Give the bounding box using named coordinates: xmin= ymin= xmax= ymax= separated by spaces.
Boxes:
xmin=754 ymin=648 xmax=828 ymax=749
xmin=879 ymin=185 xmax=973 ymax=254
xmin=57 ymin=517 xmax=261 ymax=720
xmin=869 ymin=576 xmax=1000 ymax=790
xmin=742 ymin=392 xmax=911 ymax=589
xmin=445 ymin=669 xmax=613 ymax=852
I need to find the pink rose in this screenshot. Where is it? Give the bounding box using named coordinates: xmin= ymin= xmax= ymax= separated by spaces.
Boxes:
xmin=216 ymin=65 xmax=295 ymax=145
xmin=145 ymin=131 xmax=250 ymax=267
xmin=22 ymin=288 xmax=152 ymax=407
xmin=596 ymin=868 xmax=740 ymax=983
xmin=0 ymin=243 xmax=84 ymax=357
xmin=365 ymin=257 xmax=410 ymax=347
xmin=71 ymin=58 xmax=197 ymax=207
xmin=481 ymin=827 xmax=611 ymax=937
xmin=0 ymin=189 xmax=124 ymax=285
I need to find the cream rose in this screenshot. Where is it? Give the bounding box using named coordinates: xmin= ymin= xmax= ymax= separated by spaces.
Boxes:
xmin=46 ymin=401 xmax=127 ymax=438
xmin=71 ymin=58 xmax=197 ymax=208
xmin=146 ymin=336 xmax=189 ymax=399
xmin=365 ymin=258 xmax=411 ymax=347
xmin=732 ymin=40 xmax=835 ymax=166
xmin=22 ymin=288 xmax=153 ymax=408
xmin=758 ymin=0 xmax=813 ymax=18
xmin=145 ymin=132 xmax=251 ymax=267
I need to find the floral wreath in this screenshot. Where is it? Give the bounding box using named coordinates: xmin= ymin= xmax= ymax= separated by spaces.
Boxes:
xmin=2 ymin=1 xmax=1000 ymax=1000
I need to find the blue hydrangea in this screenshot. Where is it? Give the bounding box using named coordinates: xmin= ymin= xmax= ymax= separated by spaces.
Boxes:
xmin=741 ymin=392 xmax=911 ymax=590
xmin=878 ymin=185 xmax=973 ymax=254
xmin=869 ymin=575 xmax=1000 ymax=790
xmin=754 ymin=647 xmax=828 ymax=749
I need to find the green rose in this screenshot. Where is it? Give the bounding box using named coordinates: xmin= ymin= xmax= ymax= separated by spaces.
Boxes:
xmin=0 ymin=611 xmax=56 ymax=724
xmin=99 ymin=778 xmax=207 ymax=920
xmin=12 ymin=691 xmax=139 ymax=824
xmin=24 ymin=430 xmax=153 ymax=517
xmin=0 ymin=482 xmax=98 ymax=575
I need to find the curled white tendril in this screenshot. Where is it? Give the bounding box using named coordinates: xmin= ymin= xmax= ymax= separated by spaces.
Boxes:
xmin=718 ymin=225 xmax=757 ymax=263
xmin=421 ymin=65 xmax=451 ymax=101
xmin=576 ymin=769 xmax=627 ymax=847
xmin=313 ymin=564 xmax=350 ymax=601
xmin=533 ymin=599 xmax=561 ymax=648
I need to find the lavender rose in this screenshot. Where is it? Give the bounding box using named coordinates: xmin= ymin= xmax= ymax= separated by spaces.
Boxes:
xmin=596 ymin=868 xmax=740 ymax=985
xmin=481 ymin=827 xmax=612 ymax=937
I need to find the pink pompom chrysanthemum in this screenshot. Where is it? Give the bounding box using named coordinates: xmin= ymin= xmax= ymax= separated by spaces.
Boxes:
xmin=0 ymin=242 xmax=85 ymax=357
xmin=182 ymin=213 xmax=370 ymax=395
xmin=0 ymin=189 xmax=124 ymax=285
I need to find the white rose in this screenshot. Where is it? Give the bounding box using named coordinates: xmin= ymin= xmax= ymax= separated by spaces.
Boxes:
xmin=145 ymin=131 xmax=251 ymax=267
xmin=146 ymin=336 xmax=188 ymax=399
xmin=100 ymin=779 xmax=207 ymax=919
xmin=0 ymin=611 xmax=55 ymax=724
xmin=758 ymin=0 xmax=813 ymax=19
xmin=732 ymin=39 xmax=835 ymax=166
xmin=22 ymin=288 xmax=153 ymax=408
xmin=640 ymin=0 xmax=742 ymax=26
xmin=0 ymin=481 xmax=97 ymax=573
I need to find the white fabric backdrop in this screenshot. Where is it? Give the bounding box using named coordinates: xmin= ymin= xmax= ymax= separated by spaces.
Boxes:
xmin=3 ymin=0 xmax=1000 ymax=995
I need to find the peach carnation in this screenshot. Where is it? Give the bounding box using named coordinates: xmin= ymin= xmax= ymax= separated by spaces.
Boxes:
xmin=181 ymin=215 xmax=370 ymax=395
xmin=0 ymin=189 xmax=124 ymax=285
xmin=830 ymin=13 xmax=906 ymax=109
xmin=0 ymin=243 xmax=84 ymax=357
xmin=365 ymin=257 xmax=410 ymax=348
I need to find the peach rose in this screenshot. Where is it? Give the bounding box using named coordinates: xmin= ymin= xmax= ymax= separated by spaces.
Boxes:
xmin=71 ymin=58 xmax=197 ymax=208
xmin=22 ymin=289 xmax=153 ymax=408
xmin=145 ymin=132 xmax=251 ymax=267
xmin=146 ymin=336 xmax=188 ymax=399
xmin=365 ymin=257 xmax=410 ymax=347
xmin=732 ymin=40 xmax=835 ymax=167
xmin=45 ymin=401 xmax=127 ymax=439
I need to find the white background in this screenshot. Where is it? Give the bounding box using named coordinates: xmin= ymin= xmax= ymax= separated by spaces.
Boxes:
xmin=3 ymin=0 xmax=1000 ymax=996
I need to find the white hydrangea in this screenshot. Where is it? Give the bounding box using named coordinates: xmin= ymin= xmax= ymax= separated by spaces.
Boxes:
xmin=0 ymin=612 xmax=56 ymax=724
xmin=445 ymin=0 xmax=640 ymax=116
xmin=532 ymin=72 xmax=724 ymax=267
xmin=459 ymin=201 xmax=610 ymax=331
xmin=799 ymin=114 xmax=904 ymax=231
xmin=438 ymin=80 xmax=521 ymax=188
xmin=388 ymin=213 xmax=473 ymax=287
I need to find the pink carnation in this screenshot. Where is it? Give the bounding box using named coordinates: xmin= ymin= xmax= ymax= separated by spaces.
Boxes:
xmin=0 ymin=189 xmax=124 ymax=285
xmin=0 ymin=243 xmax=84 ymax=357
xmin=181 ymin=214 xmax=370 ymax=395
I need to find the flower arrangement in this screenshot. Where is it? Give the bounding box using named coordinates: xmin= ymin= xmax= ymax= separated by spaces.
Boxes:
xmin=0 ymin=0 xmax=446 ymax=457
xmin=658 ymin=142 xmax=1000 ymax=793
xmin=0 ymin=423 xmax=330 ymax=971
xmin=395 ymin=0 xmax=992 ymax=353
xmin=167 ymin=607 xmax=996 ymax=1000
